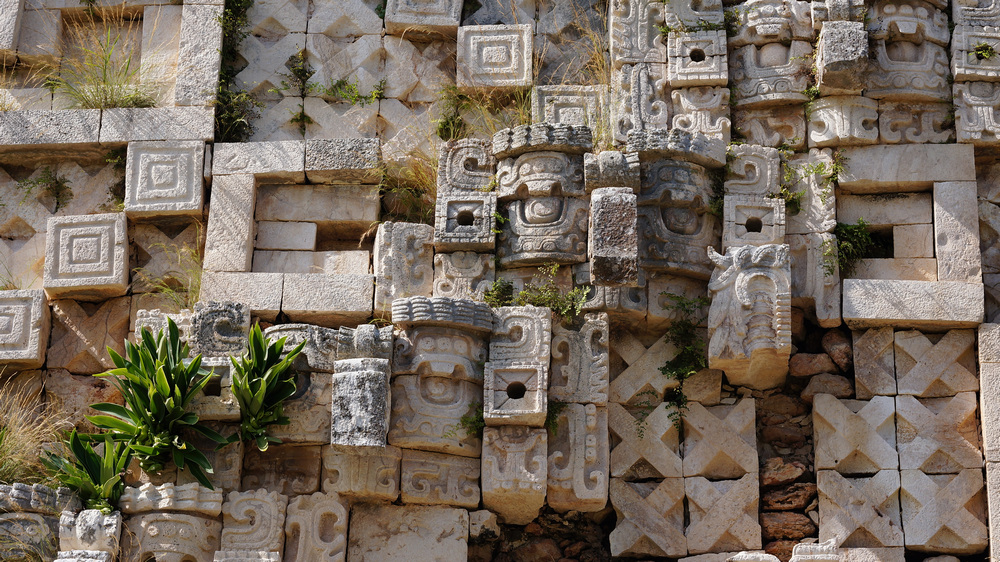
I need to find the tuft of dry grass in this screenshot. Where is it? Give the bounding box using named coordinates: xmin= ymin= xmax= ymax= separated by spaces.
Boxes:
xmin=379 ymin=152 xmax=439 ymax=226
xmin=0 ymin=375 xmax=70 ymax=486
xmin=132 ymin=223 xmax=205 ymax=311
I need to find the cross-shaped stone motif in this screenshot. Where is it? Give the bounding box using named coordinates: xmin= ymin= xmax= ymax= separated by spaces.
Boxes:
xmin=47 ymin=297 xmax=129 ymax=374
xmin=685 ymin=473 xmax=761 ymax=554
xmin=900 ymin=469 xmax=987 ymax=553
xmin=817 ymin=470 xmax=904 ymax=548
xmin=682 ymin=398 xmax=757 ymax=479
xmin=814 ymin=394 xmax=898 ymax=474
xmin=609 ymin=331 xmax=680 ymax=404
xmin=853 ymin=327 xmax=896 ymax=398
xmin=896 ymin=393 xmax=983 ymax=473
xmin=609 ymin=478 xmax=686 ymax=558
xmin=894 ymin=329 xmax=978 ymax=397
xmin=608 ymin=402 xmax=682 ymax=479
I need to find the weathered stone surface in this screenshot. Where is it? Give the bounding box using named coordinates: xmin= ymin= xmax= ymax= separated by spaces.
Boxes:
xmin=842 ymin=280 xmax=984 ymax=330
xmin=609 ymin=62 xmax=671 ymax=143
xmin=532 ymin=85 xmax=607 ymax=128
xmin=384 ymin=0 xmax=460 ymax=38
xmin=330 ymin=358 xmax=390 ymax=448
xmin=547 ymin=403 xmax=609 ymax=512
xmin=609 ymin=331 xmax=681 ymax=404
xmin=432 ymin=252 xmax=495 ymax=301
xmin=818 ymin=470 xmax=903 ymax=547
xmin=121 ymin=513 xmax=221 ymax=562
xmin=198 ymin=273 xmax=283 ymax=321
xmin=54 ymin=551 xmax=113 ymax=562
xmin=400 ymin=449 xmax=481 ymax=508
xmin=853 ymin=328 xmax=896 ymax=398
xmin=497 ymin=196 xmax=589 ymax=267
xmin=0 ymin=110 xmax=101 ymax=148
xmin=762 ymin=483 xmax=816 ymax=511
xmin=261 ymin=324 xmax=338 ymax=372
xmin=815 ymin=21 xmax=867 ymax=94
xmin=0 ymin=289 xmax=50 ymax=369
xmin=283 ymin=491 xmax=348 ymax=562
xmin=125 ymin=141 xmax=204 ymax=217
xmin=729 ymin=41 xmax=812 ymax=107
xmin=822 ymin=330 xmax=852 ymax=371
xmin=787 ymin=233 xmax=841 ymax=328
xmin=213 ymin=142 xmax=305 ymax=181
xmin=47 ymin=297 xmax=129 ymax=374
xmin=120 ymin=482 xmax=222 ymax=516
xmin=878 ymin=101 xmax=953 ymax=144
xmin=480 ymin=426 xmax=546 ymax=523
xmin=484 ymin=361 xmax=548 ymax=427
xmin=188 ymin=301 xmax=249 ymax=358
xmin=934 ymin=182 xmax=982 ymax=283
xmin=177 ymin=422 xmax=242 ymax=491
xmin=814 ymin=394 xmax=898 ymax=474
xmin=761 ymin=457 xmax=806 ymax=487
xmin=683 ymin=399 xmax=757 ymax=479
xmin=242 ymin=445 xmax=321 ymax=496
xmin=896 ymin=393 xmax=982 ymax=473
xmin=0 ymin=483 xmax=79 ymax=515
xmin=723 ymin=195 xmax=785 ymax=250
xmin=550 ymin=313 xmax=609 ymax=404
xmin=43 ymin=213 xmax=127 ymax=301
xmin=900 ymin=470 xmax=987 ymax=554
xmin=59 ymin=510 xmax=120 ymax=553
xmin=434 ymin=192 xmax=497 ymax=252
xmin=457 ymin=24 xmax=533 ymax=92
xmin=281 ymin=273 xmax=374 ymax=326
xmin=808 ymin=96 xmax=879 ymax=147
xmin=255 ymin=183 xmax=379 ymax=237
xmin=492 ymin=123 xmax=593 ymax=160
xmin=321 ymin=444 xmax=400 ymax=502
xmin=836 ymin=144 xmax=976 ymax=193
xmin=44 ymin=369 xmax=122 ymax=433
xmin=203 ymin=174 xmax=254 ymax=272
xmin=393 ymin=325 xmax=487 ymax=383
xmin=609 ymin=478 xmax=686 ymax=558
xmin=347 ymin=504 xmax=468 ymax=561
xmin=801 ymin=374 xmax=853 ymax=403
xmin=392 ymin=295 xmax=494 ymax=332
xmin=726 ymin=0 xmax=812 ymax=46
xmin=761 ymin=512 xmax=816 ymax=541
xmin=667 ymin=30 xmax=728 ymax=87
xmin=374 ymin=222 xmax=434 ymax=313
xmin=789 ymin=353 xmax=837 ymax=378
xmin=388 ymin=374 xmax=482 ymax=457
xmin=589 ymin=187 xmax=638 ymax=285
xmin=220 ymin=489 xmax=287 ymax=553
xmin=894 ymin=330 xmax=977 ymax=397
xmin=584 ymin=151 xmax=640 ymax=192
xmin=100 ymin=107 xmax=215 ymax=143
xmin=955 ymin=81 xmax=1000 ymax=144
xmin=686 ymin=474 xmax=762 ymax=554
xmin=608 ymin=402 xmax=682 ymax=479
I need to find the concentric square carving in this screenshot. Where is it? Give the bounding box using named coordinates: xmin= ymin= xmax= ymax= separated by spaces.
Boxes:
xmin=44 ymin=213 xmax=128 ymax=301
xmin=125 ymin=141 xmax=204 ymax=217
xmin=458 ymin=24 xmax=533 ymax=91
xmin=0 ymin=290 xmax=50 ymax=369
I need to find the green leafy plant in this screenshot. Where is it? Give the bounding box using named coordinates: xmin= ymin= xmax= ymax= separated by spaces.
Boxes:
xmin=435 ymin=85 xmax=470 ymax=141
xmin=226 ymin=324 xmax=306 ymax=451
xmin=975 ymin=42 xmax=997 ymax=60
xmin=631 ymin=389 xmax=660 ymax=439
xmin=545 ymin=401 xmax=568 ymax=435
xmin=483 ymin=278 xmax=516 ymax=308
xmin=658 ymin=292 xmax=710 ymax=382
xmin=802 ymin=85 xmax=821 ymax=119
xmin=482 ymin=264 xmax=591 ymax=319
xmin=444 ymin=401 xmax=485 ymax=440
xmin=16 ymin=166 xmax=73 ymax=212
xmin=491 ymin=210 xmax=508 ymax=234
xmin=215 ymin=0 xmax=262 ymax=142
xmin=657 ymin=18 xmax=726 ymax=36
xmin=822 ymin=218 xmax=876 ymax=277
xmin=319 ymin=77 xmax=385 ymax=107
xmin=663 ymin=387 xmax=689 ymax=429
xmin=42 ymin=431 xmax=131 ymax=514
xmin=88 ymin=319 xmax=226 ymax=489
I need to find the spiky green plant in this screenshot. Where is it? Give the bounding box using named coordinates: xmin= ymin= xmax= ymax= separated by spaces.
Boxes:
xmin=42 ymin=431 xmax=131 ymax=514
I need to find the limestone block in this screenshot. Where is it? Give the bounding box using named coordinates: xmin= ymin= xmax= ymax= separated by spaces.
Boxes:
xmin=815 ymin=21 xmax=867 ymax=94
xmin=531 ymin=85 xmax=607 ymax=128
xmin=842 ymin=280 xmax=984 ymax=330
xmin=212 ymin=141 xmax=305 ymax=181
xmin=491 ymin=305 xmax=552 ymax=363
xmin=850 ymin=258 xmax=937 ymax=281
xmin=255 ymin=183 xmax=379 ymax=235
xmin=437 ymin=138 xmax=496 ymax=194
xmin=583 ymin=151 xmax=640 ymax=192
xmin=388 ymin=374 xmax=482 ymax=457
xmin=667 ymin=30 xmax=728 ymax=87
xmin=400 ymin=449 xmax=481 ymax=508
xmin=299 ymin=98 xmax=376 ymax=141
xmin=120 ymin=482 xmax=223 ymax=516
xmin=785 ymin=150 xmax=836 ymax=236
xmin=432 ymin=252 xmax=495 ymax=300
xmin=172 ymin=4 xmax=222 ymax=106
xmin=685 ymin=474 xmax=762 ymax=554
xmin=335 ymin=324 xmax=393 ymax=360
xmin=729 ymin=42 xmax=812 ymax=107
xmin=894 ymin=224 xmax=934 ymax=258
xmin=47 ymin=296 xmax=128 ymax=374
xmin=609 ymin=62 xmax=671 ymax=144
xmin=575 ymin=263 xmax=647 ymax=322
xmin=609 ymin=478 xmax=686 ymax=557
xmin=484 ymin=361 xmax=548 ymax=426
xmin=283 ymin=491 xmax=348 ymax=562
xmin=609 ymin=331 xmax=681 ymax=404
xmin=683 ymin=399 xmax=757 ymax=479
xmin=385 ymin=0 xmax=460 ymax=37
xmin=457 ymin=24 xmax=533 ymax=91
xmin=254 ymin=221 xmax=315 ymax=251
xmin=671 ymin=86 xmax=731 ymax=145
xmin=810 ymin=0 xmax=867 ymax=25
xmin=725 ymin=145 xmax=779 ymax=196
xmin=0 ymin=0 xmax=23 ymax=56
xmin=251 ymin=250 xmax=367 ymax=275
xmin=900 ymin=469 xmax=987 ymax=554
xmin=391 ymin=295 xmax=494 ymax=332
xmin=707 ymin=244 xmax=791 ymax=389
xmin=626 ymin=127 xmax=725 ymax=167
xmin=242 ymin=445 xmax=321 ymax=496
xmin=497 ymin=196 xmax=589 ymax=266
xmin=979 ymin=323 xmax=1000 ymax=363
xmin=496 ymin=151 xmax=585 ymax=201
xmin=981 ymin=362 xmax=1000 ymax=463
xmin=44 ymin=370 xmax=121 ymax=432
xmin=807 ymin=96 xmax=878 ymax=147
xmin=220 ymin=489 xmax=287 ymax=553
xmin=813 ymin=394 xmax=898 ymax=474
xmin=188 ymin=301 xmax=249 ymax=358
xmin=836 ymin=144 xmax=975 ymax=193
xmin=878 ymin=101 xmax=953 ymax=144
xmin=307 ymin=0 xmax=382 ymax=36
xmin=59 ymin=509 xmax=120 ymax=553
xmin=373 ymin=222 xmax=434 ymax=313
xmin=955 ymin=81 xmax=1000 ymax=144
xmin=818 ymin=470 xmax=903 ymax=547
xmin=376 ymin=99 xmax=440 ymax=165
xmin=54 ymin=551 xmax=113 ymax=562
xmin=726 ymin=0 xmax=811 ymax=46
xmin=281 ymin=273 xmax=374 ymax=326
xmin=0 ymin=512 xmax=58 ymax=560
xmin=723 ymin=195 xmax=784 ymax=250
xmin=347 ymin=504 xmax=468 ymax=561
xmin=550 ymin=313 xmax=609 ymax=404
xmin=894 ymin=329 xmax=977 ymax=397
xmin=124 ymin=141 xmax=204 ymax=217
xmin=433 ymin=192 xmax=497 ymax=252
xmin=589 ymin=187 xmax=638 ymax=286
xmin=463 ymin=0 xmax=535 ymax=26
xmin=244 ymin=98 xmax=302 ymax=141
xmin=952 ymin=26 xmax=1000 ymax=82
xmin=896 ymin=393 xmax=982 ymax=473
xmin=837 ymin=192 xmax=932 ymax=230
xmin=481 ymin=426 xmax=547 ymax=524
xmin=203 ymin=174 xmax=255 ymax=272
xmin=304 ymin=34 xmax=383 ymax=102
xmin=232 ymin=31 xmax=304 ymax=100
xmin=199 ymin=272 xmax=283 ymax=321
xmin=0 ymin=289 xmax=49 ymax=369
xmin=330 ymin=358 xmax=390 ymax=448
xmin=547 ymin=403 xmax=608 ymax=512
xmin=393 ymin=325 xmax=488 ymax=383
xmin=99 ymin=107 xmax=215 ymax=143
xmin=934 ymin=181 xmax=982 ymax=282
xmin=321 ymin=444 xmax=401 ymax=501
xmin=382 ymin=39 xmax=455 ymax=103
xmin=266 ymin=371 xmax=331 ymax=444
xmin=732 ymin=107 xmax=803 ymax=151
xmin=609 ymin=0 xmax=667 ymax=68
xmin=0 ymin=482 xmax=78 ymax=514
xmin=121 ymin=512 xmax=221 ymax=562
xmin=853 ymin=328 xmax=895 ymax=399
xmin=867 ymin=41 xmax=949 ymax=101
xmin=646 ymin=274 xmax=708 ymax=331
xmin=609 ymin=401 xmax=683 ymax=478
xmin=0 ymin=109 xmax=101 ymax=148
xmin=43 ymin=213 xmax=127 ymax=301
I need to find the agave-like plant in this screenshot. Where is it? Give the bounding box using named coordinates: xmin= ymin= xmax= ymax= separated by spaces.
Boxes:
xmin=87 ymin=318 xmax=226 ymax=489
xmin=42 ymin=430 xmax=131 ymax=514
xmin=228 ymin=324 xmax=305 ymax=451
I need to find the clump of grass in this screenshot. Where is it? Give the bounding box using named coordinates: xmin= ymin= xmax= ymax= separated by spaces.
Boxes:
xmin=0 ymin=378 xmax=69 ymax=486
xmin=17 ymin=166 xmax=73 ymax=212
xmin=975 ymin=42 xmax=997 ymax=60
xmin=132 ymin=224 xmax=204 ymax=310
xmin=379 ymin=153 xmax=438 ymax=225
xmin=436 ymin=85 xmax=532 ymax=140
xmin=319 ymin=77 xmax=385 ymax=107
xmin=483 ymin=263 xmax=591 ymax=321
xmin=823 ymin=218 xmax=876 ymax=277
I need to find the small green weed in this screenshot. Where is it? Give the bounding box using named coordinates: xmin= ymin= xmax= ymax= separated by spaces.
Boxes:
xmin=975 ymin=42 xmax=997 ymax=60
xmin=17 ymin=166 xmax=73 ymax=212
xmin=822 ymin=218 xmax=876 ymax=278
xmin=444 ymin=402 xmax=485 ymax=440
xmin=320 ymin=78 xmax=386 ymax=107
xmin=658 ymin=292 xmax=710 ymax=429
xmin=657 ymin=18 xmax=726 ymax=36
xmin=545 ymin=401 xmax=568 ymax=436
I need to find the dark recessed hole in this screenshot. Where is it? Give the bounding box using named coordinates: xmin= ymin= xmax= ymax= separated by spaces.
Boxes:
xmin=745 ymin=216 xmax=763 ymax=233
xmin=456 ymin=210 xmax=475 ymax=226
xmin=506 ymin=381 xmax=527 ymax=399
xmin=689 ymin=49 xmax=706 ymax=62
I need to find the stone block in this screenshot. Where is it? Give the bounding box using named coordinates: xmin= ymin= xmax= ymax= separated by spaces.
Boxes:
xmin=609 ymin=478 xmax=686 ymax=558
xmin=837 ymin=144 xmax=976 ymax=193
xmin=817 ymin=470 xmax=903 ymax=547
xmin=266 ymin=371 xmax=331 ymax=444
xmin=685 ymin=474 xmax=762 ymax=554
xmin=0 ymin=511 xmax=56 ymax=560
xmin=400 ymin=449 xmax=480 ymax=508
xmin=242 ymin=445 xmax=320 ymax=496
xmin=609 ymin=0 xmax=667 ymax=68
xmin=934 ymin=181 xmax=982 ymax=282
xmin=437 ymin=138 xmax=496 ymax=194
xmin=867 ymin=40 xmax=949 ymax=101
xmin=54 ymin=551 xmax=113 ymax=562
xmin=609 ymin=331 xmax=681 ymax=404
xmin=385 ymin=0 xmax=460 ymax=37
xmin=382 ymin=38 xmax=455 ymax=103
xmin=433 ymin=192 xmax=497 ymax=252
xmin=388 ymin=374 xmax=482 ymax=457
xmin=894 ymin=329 xmax=977 ymax=397
xmin=729 ymin=41 xmax=812 ymax=107
xmin=59 ymin=509 xmax=120 ymax=553
xmin=646 ymin=274 xmax=709 ymax=331
xmin=203 ymin=174 xmax=255 ymax=273
xmin=188 ymin=301 xmax=249 ymax=359
xmin=683 ymin=399 xmax=757 ymax=479
xmin=373 ymin=222 xmax=434 ymax=313
xmin=813 ymin=394 xmax=898 ymax=474
xmin=853 ymin=328 xmax=895 ymax=399
xmin=432 ymin=252 xmax=495 ymax=300
xmin=220 ymin=489 xmax=287 ymax=553
xmin=955 ymin=81 xmax=1000 ymax=145
xmin=0 ymin=109 xmax=100 ymax=148
xmin=547 ymin=403 xmax=608 ymax=512
xmin=900 ymin=469 xmax=987 ymax=554
xmin=878 ymin=101 xmax=953 ymax=144
xmin=952 ymin=25 xmax=1000 ymax=81
xmin=896 ymin=393 xmax=982 ymax=473
xmin=303 ymin=138 xmax=381 ymax=184
xmin=732 ymin=106 xmax=805 ymax=150
xmin=44 ymin=369 xmax=122 ymax=433
xmin=330 ymin=358 xmax=390 ymax=448
xmin=815 ymin=21 xmax=867 ymax=94
xmin=981 ymin=363 xmax=1000 ymax=463
xmin=99 ymin=107 xmax=215 ymax=143
xmin=281 ymin=273 xmax=373 ymax=326
xmin=212 ymin=141 xmax=305 ymax=181
xmin=667 ymin=30 xmax=728 ymax=87
xmin=306 ymin=0 xmax=381 ymax=35
xmin=125 ymin=141 xmax=204 ymax=217
xmin=550 ymin=312 xmax=609 ymax=404
xmin=120 ymin=513 xmax=221 ymax=562
xmin=347 ymin=504 xmax=468 ymax=561
xmin=722 ymin=195 xmax=785 ymax=249
xmin=837 ymin=193 xmax=931 ymax=227
xmin=120 ymin=482 xmax=222 ymax=516
xmin=850 ymin=258 xmax=937 ymax=281
xmin=725 ymin=145 xmax=780 ymax=198
xmin=491 ymin=305 xmax=552 ymax=363
xmin=893 ymin=224 xmax=934 ymax=258
xmin=482 ymin=426 xmax=547 ymax=524
xmin=497 ymin=196 xmax=590 ymax=266
xmin=584 ymin=151 xmax=640 ymax=192
xmin=484 ymin=361 xmax=548 ymax=426
xmin=842 ymin=280 xmax=984 ymax=330
xmin=807 ymin=96 xmax=879 ymax=147
xmin=393 ymin=325 xmax=488 ymax=382
xmin=609 ymin=62 xmax=670 ymax=144
xmin=391 ymin=295 xmax=493 ymax=332
xmin=608 ymin=401 xmax=682 ymax=479
xmin=43 ymin=213 xmax=127 ymax=301
xmin=321 ymin=444 xmax=401 ymax=502
xmin=457 ymin=24 xmax=533 ymax=91
xmin=46 ymin=297 xmax=129 ymax=375
xmin=254 ymin=221 xmax=316 ymax=251
xmin=494 ymin=150 xmax=586 ymax=200
xmin=532 ymin=85 xmax=607 ymax=128
xmin=283 ymin=491 xmax=349 ymax=562
xmin=0 ymin=289 xmax=49 ymax=369
xmin=174 ymin=4 xmax=223 ymax=106
xmin=376 ymin=100 xmax=441 ymax=165
xmin=198 ymin=272 xmax=283 ymax=321
xmin=589 ymin=187 xmax=638 ymax=286
xmin=0 ymin=0 xmax=23 ymax=56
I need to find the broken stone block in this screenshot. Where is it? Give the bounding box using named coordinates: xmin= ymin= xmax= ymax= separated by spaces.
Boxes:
xmin=47 ymin=297 xmax=129 ymax=375
xmin=322 ymin=444 xmax=400 ymax=501
xmin=547 ymin=403 xmax=609 ymax=512
xmin=895 ymin=393 xmax=983 ymax=473
xmin=484 ymin=361 xmax=548 ymax=426
xmin=261 ymin=324 xmax=338 ymax=372
xmin=198 ymin=273 xmax=283 ymax=321
xmin=0 ymin=289 xmax=49 ymax=369
xmin=463 ymin=0 xmax=535 ymax=26
xmin=531 ymin=85 xmax=607 ymax=128
xmin=807 ymin=96 xmax=879 ymax=147
xmin=120 ymin=513 xmax=222 ymax=562
xmin=283 ymin=491 xmax=349 ymax=562
xmin=934 ymin=182 xmax=982 ymax=282
xmin=584 ymin=151 xmax=640 ymax=192
xmin=432 ymin=252 xmax=495 ymax=300
xmin=608 ymin=402 xmax=683 ymax=479
xmin=729 ymin=42 xmax=812 ymax=107
xmin=878 ymin=101 xmax=953 ymax=144
xmin=707 ymin=244 xmax=792 ymax=390
xmin=723 ymin=195 xmax=785 ymax=250
xmin=125 ymin=140 xmax=204 ymax=218
xmin=853 ymin=328 xmax=896 ymax=399
xmin=589 ymin=187 xmax=638 ymax=286
xmin=433 ymin=192 xmax=497 ymax=252
xmin=220 ymin=489 xmax=287 ymax=553
xmin=242 ymin=445 xmax=321 ymax=496
xmin=667 ymin=30 xmax=728 ymax=87
xmin=54 ymin=551 xmax=113 ymax=562
xmin=813 ymin=394 xmax=898 ymax=474
xmin=842 ymin=280 xmax=984 ymax=330
xmin=43 ymin=213 xmax=128 ymax=301
xmin=900 ymin=470 xmax=987 ymax=554
xmin=255 ymin=183 xmax=379 ymax=238
xmin=400 ymin=449 xmax=481 ymax=508
xmin=576 ymin=263 xmax=648 ymax=322
xmin=281 ymin=273 xmax=374 ymax=326
xmin=330 ymin=358 xmax=390 ymax=448
xmin=732 ymin=106 xmax=806 ymax=150
xmin=385 ymin=0 xmax=460 ymax=38
xmin=373 ymin=222 xmax=434 ymax=313
xmin=188 ymin=301 xmax=249 ymax=359
xmin=266 ymin=371 xmax=331 ymax=444
xmin=482 ymin=426 xmax=547 ymax=524
xmin=683 ymin=399 xmax=758 ymax=479
xmin=203 ymin=174 xmax=255 ymax=272
xmin=836 ymin=144 xmax=975 ymax=192
xmin=0 ymin=483 xmax=79 ymax=515
xmin=686 ymin=474 xmax=762 ymax=554
xmin=388 ymin=374 xmax=482 ymax=457
xmin=609 ymin=478 xmax=686 ymax=557
xmin=120 ymin=482 xmax=222 ymax=517
xmin=894 ymin=329 xmax=977 ymax=397
xmin=550 ymin=313 xmax=609 ymax=404
xmin=457 ymin=24 xmax=533 ymax=92
xmin=867 ymin=33 xmax=949 ymax=101
xmin=59 ymin=509 xmax=120 ymax=553
xmin=347 ymin=504 xmax=468 ymax=561
xmin=818 ymin=470 xmax=903 ymax=547
xmin=815 ymin=21 xmax=868 ymax=94
xmin=44 ymin=369 xmax=122 ymax=433
xmin=725 ymin=145 xmax=780 ymax=196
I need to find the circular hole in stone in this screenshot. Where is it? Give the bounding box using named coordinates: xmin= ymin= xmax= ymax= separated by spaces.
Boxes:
xmin=506 ymin=381 xmax=527 ymax=399
xmin=689 ymin=49 xmax=706 ymax=62
xmin=456 ymin=210 xmax=475 ymax=226
xmin=745 ymin=216 xmax=763 ymax=233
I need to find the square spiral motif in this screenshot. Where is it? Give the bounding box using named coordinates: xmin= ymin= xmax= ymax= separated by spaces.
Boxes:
xmin=0 ymin=290 xmax=50 ymax=369
xmin=125 ymin=140 xmax=205 ymax=217
xmin=458 ymin=25 xmax=532 ymax=91
xmin=44 ymin=213 xmax=128 ymax=300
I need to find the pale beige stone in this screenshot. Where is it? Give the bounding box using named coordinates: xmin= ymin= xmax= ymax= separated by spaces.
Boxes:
xmin=934 ymin=181 xmax=982 ymax=282
xmin=0 ymin=293 xmax=49 ymax=370
xmin=220 ymin=489 xmax=287 ymax=553
xmin=254 ymin=221 xmax=316 ymax=251
xmin=347 ymin=504 xmax=468 ymax=561
xmin=321 ymin=444 xmax=400 ymax=502
xmin=547 ymin=403 xmax=609 ymax=512
xmin=894 ymin=224 xmax=934 ymax=259
xmin=818 ymin=470 xmax=903 ymax=547
xmin=373 ymin=222 xmax=434 ymax=314
xmin=121 ymin=512 xmax=221 ymax=562
xmin=251 ymin=250 xmax=369 ymax=275
xmin=400 ymin=449 xmax=480 ymax=508
xmin=198 ymin=272 xmax=283 ymax=321
xmin=212 ymin=141 xmax=305 ymax=181
xmin=59 ymin=509 xmax=120 ymax=553
xmin=255 ymin=184 xmax=378 ymax=235
xmin=840 ymin=548 xmax=905 ymax=562
xmin=482 ymin=426 xmax=547 ymax=524
xmin=388 ymin=374 xmax=482 ymax=457
xmin=683 ymin=399 xmax=757 ymax=479
xmin=684 ymin=369 xmax=722 ymax=406
xmin=894 ymin=330 xmax=978 ymax=397
xmin=685 ymin=474 xmax=762 ymax=554
xmin=980 ymin=363 xmax=1000 ymax=463
xmin=837 ymin=144 xmax=976 ymax=193
xmin=836 ymin=193 xmax=932 ymax=226
xmin=303 ymin=97 xmax=378 ymax=140
xmin=842 ymin=280 xmax=984 ymax=330
xmin=609 ymin=478 xmax=686 ymax=558
xmin=46 ymin=297 xmax=128 ymax=374
xmin=125 ymin=141 xmax=205 ymax=217
xmin=44 ymin=369 xmax=122 ymax=433
xmin=457 ymin=24 xmax=533 ymax=91
xmin=608 ymin=402 xmax=682 ymax=479
xmin=432 ymin=252 xmax=494 ymax=300
xmin=850 ymin=259 xmax=937 ymax=281
xmin=120 ymin=482 xmax=222 ymax=516
xmin=813 ymin=394 xmax=898 ymax=474
xmin=549 ymin=313 xmax=609 ymax=405
xmin=131 ymin=223 xmax=201 ymax=294
xmin=204 ymin=174 xmax=255 ymax=272
xmin=987 ymin=462 xmax=1000 ymax=562
xmin=896 ymin=393 xmax=982 ymax=473
xmin=242 ymin=445 xmax=321 ymax=496
xmin=281 ymin=273 xmax=373 ymax=326
xmin=44 ymin=213 xmax=128 ymax=301
xmin=853 ymin=328 xmax=896 ymax=399
xmin=284 ymin=491 xmax=348 ymax=562
xmin=646 ymin=274 xmax=708 ymax=332
xmin=900 ymin=470 xmax=987 ymax=554
xmin=609 ymin=331 xmax=680 ymax=404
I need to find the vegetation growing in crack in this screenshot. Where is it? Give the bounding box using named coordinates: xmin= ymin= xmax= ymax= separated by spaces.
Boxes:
xmin=822 ymin=218 xmax=877 ymax=278
xmin=483 ymin=264 xmax=591 ymax=321
xmin=545 ymin=401 xmax=568 ymax=436
xmin=0 ymin=380 xmax=69 ymax=486
xmin=132 ymin=224 xmax=204 ymax=311
xmin=216 ymin=0 xmax=262 ymax=142
xmin=16 ymin=166 xmax=73 ymax=212
xmin=657 ymin=292 xmax=710 ymax=429
xmin=656 ymin=19 xmax=726 ymax=37
xmin=975 ymin=42 xmax=997 ymax=60
xmin=443 ymin=401 xmax=485 ymax=440
xmin=42 ymin=431 xmax=131 ymax=514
